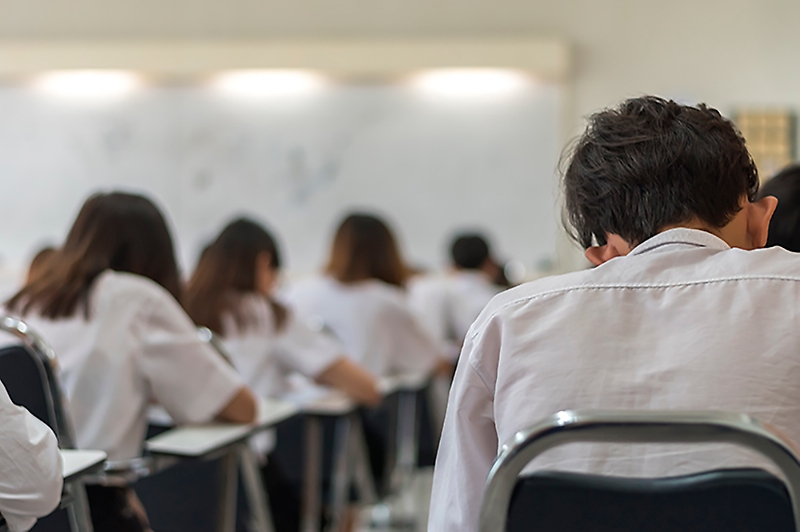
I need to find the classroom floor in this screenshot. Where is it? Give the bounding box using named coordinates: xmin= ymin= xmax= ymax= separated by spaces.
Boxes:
xmin=355 ymin=467 xmax=434 ymax=531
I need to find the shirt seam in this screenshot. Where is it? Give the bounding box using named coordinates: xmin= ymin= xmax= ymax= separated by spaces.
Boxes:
xmin=469 ymin=275 xmax=800 ymax=340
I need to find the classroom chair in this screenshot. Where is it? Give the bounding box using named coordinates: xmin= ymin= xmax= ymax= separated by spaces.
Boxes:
xmin=0 ymin=315 xmax=94 ymax=532
xmin=479 ymin=410 xmax=800 ymax=532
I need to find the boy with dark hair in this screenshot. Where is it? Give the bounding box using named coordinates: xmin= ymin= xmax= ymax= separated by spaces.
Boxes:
xmin=429 ymin=96 xmax=789 ymax=532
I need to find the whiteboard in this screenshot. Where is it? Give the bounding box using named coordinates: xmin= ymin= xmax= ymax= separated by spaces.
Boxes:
xmin=0 ymin=82 xmax=561 ymax=285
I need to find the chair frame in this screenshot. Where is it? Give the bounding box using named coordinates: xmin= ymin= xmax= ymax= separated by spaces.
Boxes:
xmin=479 ymin=410 xmax=800 ymax=532
xmin=0 ymin=315 xmax=94 ymax=532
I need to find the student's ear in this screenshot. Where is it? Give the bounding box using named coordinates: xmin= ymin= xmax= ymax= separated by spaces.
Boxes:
xmin=584 ymin=234 xmax=634 ymax=266
xmin=746 ymin=195 xmax=778 ymax=249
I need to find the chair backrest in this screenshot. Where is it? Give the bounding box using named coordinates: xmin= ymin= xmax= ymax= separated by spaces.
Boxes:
xmin=0 ymin=315 xmax=76 ymax=449
xmin=479 ymin=410 xmax=800 ymax=532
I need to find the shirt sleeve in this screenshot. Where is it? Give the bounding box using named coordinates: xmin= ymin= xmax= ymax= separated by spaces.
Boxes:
xmin=138 ymin=290 xmax=247 ymax=425
xmin=428 ymin=327 xmax=499 ymax=532
xmin=275 ymin=313 xmax=344 ymax=379
xmin=0 ymin=381 xmax=63 ymax=532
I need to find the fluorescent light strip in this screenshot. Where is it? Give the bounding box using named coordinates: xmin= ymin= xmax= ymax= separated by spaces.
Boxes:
xmin=211 ymin=70 xmax=325 ymax=98
xmin=410 ymin=68 xmax=530 ymax=99
xmin=34 ymin=70 xmax=143 ymax=99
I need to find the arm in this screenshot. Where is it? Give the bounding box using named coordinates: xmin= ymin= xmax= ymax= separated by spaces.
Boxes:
xmin=141 ymin=290 xmax=256 ymax=426
xmin=316 ymin=358 xmax=381 ymax=406
xmin=215 ymin=387 xmax=258 ymax=424
xmin=0 ymin=381 xmax=63 ymax=532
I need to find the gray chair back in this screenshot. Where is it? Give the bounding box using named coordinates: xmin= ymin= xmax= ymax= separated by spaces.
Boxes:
xmin=479 ymin=410 xmax=800 ymax=532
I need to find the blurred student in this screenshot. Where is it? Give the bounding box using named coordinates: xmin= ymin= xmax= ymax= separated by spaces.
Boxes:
xmin=6 ymin=192 xmax=257 ymax=532
xmin=184 ymin=218 xmax=381 ymax=532
xmin=0 ymin=379 xmax=63 ymax=532
xmin=184 ymin=217 xmax=381 ymax=406
xmin=286 ymin=213 xmax=443 ymax=377
xmin=759 ymin=163 xmax=800 ymax=251
xmin=429 ymin=97 xmax=798 ymax=531
xmin=409 ymin=233 xmax=505 ymax=360
xmin=26 ymin=246 xmax=57 ymax=284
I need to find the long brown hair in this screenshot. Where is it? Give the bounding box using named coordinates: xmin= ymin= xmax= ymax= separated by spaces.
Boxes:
xmin=184 ymin=218 xmax=287 ymax=335
xmin=7 ymin=192 xmax=182 ymax=319
xmin=325 ymin=213 xmax=409 ymax=287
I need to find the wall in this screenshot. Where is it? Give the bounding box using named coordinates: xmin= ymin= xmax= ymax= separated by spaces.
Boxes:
xmin=1 ymin=0 xmax=799 ymax=271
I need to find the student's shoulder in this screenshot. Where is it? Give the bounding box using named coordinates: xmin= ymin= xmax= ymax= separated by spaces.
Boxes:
xmin=98 ymin=270 xmax=175 ymax=307
xmin=467 ymin=269 xmax=595 ymax=338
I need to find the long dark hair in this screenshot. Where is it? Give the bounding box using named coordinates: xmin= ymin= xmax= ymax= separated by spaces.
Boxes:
xmin=184 ymin=218 xmax=286 ymax=335
xmin=7 ymin=192 xmax=182 ymax=319
xmin=325 ymin=213 xmax=409 ymax=287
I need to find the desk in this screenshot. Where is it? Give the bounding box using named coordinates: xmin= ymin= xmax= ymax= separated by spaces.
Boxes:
xmin=145 ymin=398 xmax=298 ymax=532
xmin=146 ymin=398 xmax=298 ymax=458
xmin=61 ymin=449 xmax=107 ymax=483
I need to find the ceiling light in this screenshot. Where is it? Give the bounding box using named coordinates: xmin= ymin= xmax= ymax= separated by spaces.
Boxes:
xmin=410 ymin=69 xmax=530 ymax=99
xmin=212 ymin=70 xmax=325 ymax=98
xmin=34 ymin=70 xmax=142 ymax=100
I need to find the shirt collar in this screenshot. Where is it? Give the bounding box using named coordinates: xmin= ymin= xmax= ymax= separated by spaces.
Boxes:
xmin=629 ymin=228 xmax=731 ymax=256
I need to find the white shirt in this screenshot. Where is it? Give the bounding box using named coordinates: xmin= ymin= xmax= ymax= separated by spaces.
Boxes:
xmin=0 ymin=380 xmax=63 ymax=532
xmin=285 ymin=276 xmax=441 ymax=377
xmin=430 ymin=228 xmax=800 ymax=532
xmin=13 ymin=270 xmax=245 ymax=461
xmin=220 ymin=293 xmax=343 ymax=399
xmin=408 ymin=271 xmax=502 ymax=360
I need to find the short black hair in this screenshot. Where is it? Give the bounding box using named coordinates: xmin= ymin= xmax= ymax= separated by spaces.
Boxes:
xmin=759 ymin=164 xmax=800 ymax=252
xmin=451 ymin=234 xmax=490 ymax=269
xmin=563 ymin=96 xmax=759 ymax=248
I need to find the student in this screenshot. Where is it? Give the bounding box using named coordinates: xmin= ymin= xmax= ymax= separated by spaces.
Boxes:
xmin=0 ymin=379 xmax=63 ymax=532
xmin=409 ymin=233 xmax=505 ymax=360
xmin=759 ymin=163 xmax=800 ymax=251
xmin=6 ymin=192 xmax=257 ymax=532
xmin=428 ymin=97 xmax=797 ymax=531
xmin=184 ymin=217 xmax=381 ymax=406
xmin=286 ymin=213 xmax=443 ymax=377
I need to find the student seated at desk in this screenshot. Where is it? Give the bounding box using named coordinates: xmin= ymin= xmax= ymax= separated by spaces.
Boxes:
xmin=429 ymin=97 xmax=800 ymax=532
xmin=0 ymin=379 xmax=63 ymax=532
xmin=409 ymin=233 xmax=505 ymax=361
xmin=286 ymin=213 xmax=443 ymax=378
xmin=184 ymin=217 xmax=381 ymax=407
xmin=6 ymin=192 xmax=257 ymax=532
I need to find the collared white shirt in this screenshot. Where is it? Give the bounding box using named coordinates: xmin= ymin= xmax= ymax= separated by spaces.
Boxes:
xmin=430 ymin=228 xmax=800 ymax=532
xmin=408 ymin=270 xmax=502 ymax=360
xmin=0 ymin=380 xmax=63 ymax=532
xmin=12 ymin=270 xmax=245 ymax=461
xmin=220 ymin=293 xmax=343 ymax=399
xmin=285 ymin=276 xmax=441 ymax=377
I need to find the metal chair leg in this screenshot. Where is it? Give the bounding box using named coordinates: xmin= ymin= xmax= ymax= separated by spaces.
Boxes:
xmin=325 ymin=416 xmax=352 ymax=532
xmin=240 ymin=446 xmax=274 ymax=532
xmin=216 ymin=450 xmax=240 ymax=532
xmin=66 ymin=481 xmax=94 ymax=532
xmin=301 ymin=416 xmax=323 ymax=532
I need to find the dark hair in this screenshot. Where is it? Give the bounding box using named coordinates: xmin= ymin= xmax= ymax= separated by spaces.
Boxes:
xmin=563 ymin=96 xmax=759 ymax=248
xmin=326 ymin=213 xmax=408 ymax=287
xmin=184 ymin=218 xmax=286 ymax=335
xmin=759 ymin=164 xmax=800 ymax=252
xmin=450 ymin=234 xmax=490 ymax=269
xmin=8 ymin=192 xmax=181 ymax=319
